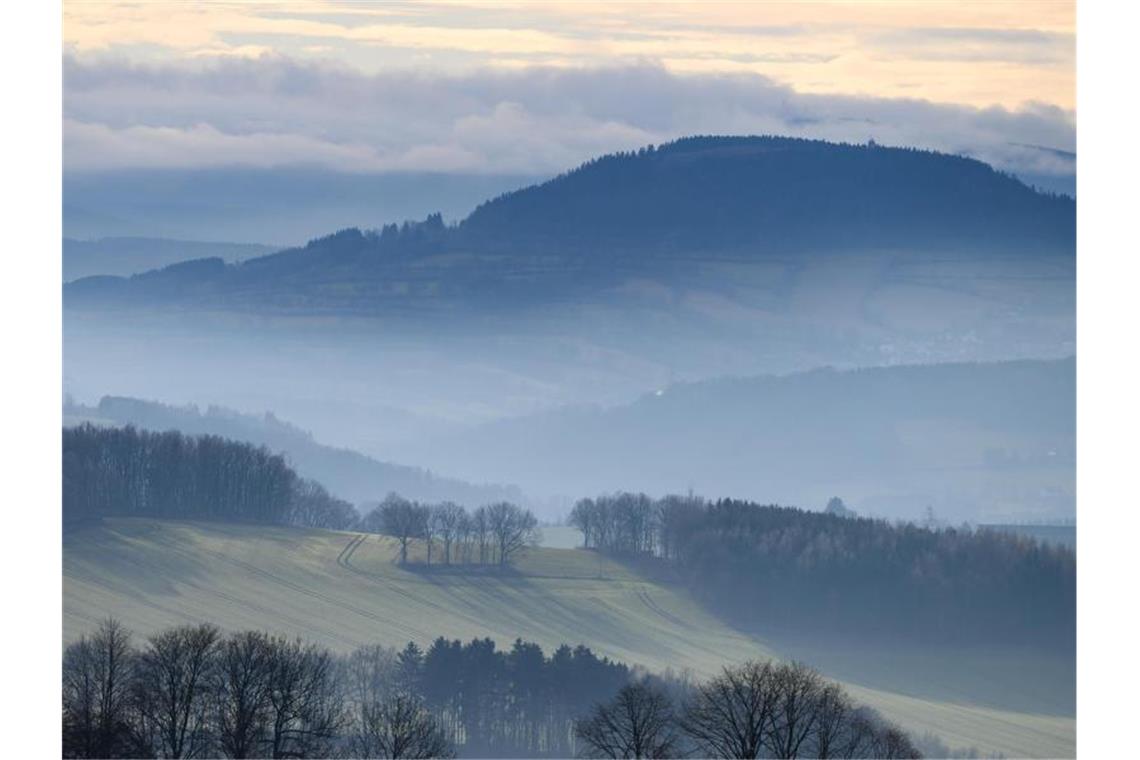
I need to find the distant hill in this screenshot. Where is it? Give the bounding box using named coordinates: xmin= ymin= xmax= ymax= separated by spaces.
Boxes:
xmin=402 ymin=358 xmax=1075 ymax=521
xmin=65 ymin=136 xmax=1074 ymax=313
xmin=461 ymin=136 xmax=1074 ymax=253
xmin=64 ymin=396 xmax=525 ymax=508
xmin=63 ymin=237 xmax=276 ymax=281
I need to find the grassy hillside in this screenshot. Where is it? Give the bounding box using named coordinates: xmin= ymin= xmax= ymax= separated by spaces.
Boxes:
xmin=64 ymin=518 xmax=1074 ymax=758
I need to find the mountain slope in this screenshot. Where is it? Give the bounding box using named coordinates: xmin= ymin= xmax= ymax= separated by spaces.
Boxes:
xmin=404 ymin=358 xmax=1075 ymax=520
xmin=64 ymin=518 xmax=1075 ymax=758
xmin=64 ymin=136 xmax=1074 ymax=314
xmin=461 ymin=136 xmax=1074 ymax=253
xmin=63 ymin=237 xmax=276 ymax=281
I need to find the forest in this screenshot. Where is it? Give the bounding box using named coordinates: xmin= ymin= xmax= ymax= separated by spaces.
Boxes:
xmin=569 ymin=493 xmax=1075 ymax=649
xmin=63 ymin=619 xmax=921 ymax=759
xmin=63 ymin=424 xmax=357 ymax=530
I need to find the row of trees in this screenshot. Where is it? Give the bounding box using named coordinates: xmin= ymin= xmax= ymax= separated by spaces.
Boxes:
xmin=64 ymin=619 xmax=920 ymax=759
xmin=569 ymin=493 xmax=1076 ymax=648
xmin=64 ymin=425 xmax=357 ymax=530
xmin=361 ymin=495 xmax=540 ymax=566
xmin=577 ymin=660 xmax=920 ymax=759
xmin=62 ymin=620 xmax=628 ymax=758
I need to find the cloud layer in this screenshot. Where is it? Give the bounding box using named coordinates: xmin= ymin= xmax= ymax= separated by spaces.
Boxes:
xmin=63 ymin=2 xmax=1075 ymax=110
xmin=64 ymin=55 xmax=1075 ymax=185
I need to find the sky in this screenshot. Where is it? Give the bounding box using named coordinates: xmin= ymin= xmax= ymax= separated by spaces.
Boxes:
xmin=63 ymin=1 xmax=1076 ymax=187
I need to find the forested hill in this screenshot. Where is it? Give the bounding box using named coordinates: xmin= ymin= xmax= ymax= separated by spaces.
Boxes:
xmin=65 ymin=136 xmax=1074 ymax=313
xmin=460 ymin=136 xmax=1075 ymax=254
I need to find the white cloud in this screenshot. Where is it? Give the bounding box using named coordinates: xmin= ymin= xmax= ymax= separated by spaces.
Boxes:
xmin=63 ymin=56 xmax=1075 ymax=182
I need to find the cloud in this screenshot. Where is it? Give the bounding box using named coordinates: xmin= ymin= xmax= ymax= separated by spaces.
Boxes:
xmin=63 ymin=2 xmax=1075 ymax=110
xmin=63 ymin=56 xmax=1075 ymax=183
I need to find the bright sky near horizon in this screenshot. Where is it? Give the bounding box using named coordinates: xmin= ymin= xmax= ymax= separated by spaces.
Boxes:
xmin=62 ymin=1 xmax=1076 ymax=180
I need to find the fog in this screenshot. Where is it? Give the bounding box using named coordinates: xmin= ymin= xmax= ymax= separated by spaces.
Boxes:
xmin=64 ymin=246 xmax=1074 ymax=523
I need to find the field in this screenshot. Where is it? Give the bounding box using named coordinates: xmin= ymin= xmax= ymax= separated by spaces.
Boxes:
xmin=64 ymin=518 xmax=1074 ymax=758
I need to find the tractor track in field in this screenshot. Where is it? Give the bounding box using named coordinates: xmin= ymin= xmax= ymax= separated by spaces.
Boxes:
xmin=145 ymin=531 xmax=425 ymax=642
xmin=336 ymin=532 xmax=366 ymax=570
xmin=636 ymin=588 xmax=697 ymax=631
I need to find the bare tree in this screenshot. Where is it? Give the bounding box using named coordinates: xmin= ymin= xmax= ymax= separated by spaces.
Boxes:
xmin=213 ymin=631 xmax=273 ymax=759
xmin=569 ymin=499 xmax=596 ymax=548
xmin=681 ymin=660 xmax=777 ymax=759
xmin=432 ymin=503 xmax=465 ymax=564
xmin=456 ymin=511 xmax=474 ymax=563
xmin=263 ymin=636 xmax=345 ymax=759
xmin=486 ymin=502 xmax=541 ymax=566
xmin=350 ymin=694 xmax=456 ymax=759
xmin=865 ymin=722 xmax=922 ymax=759
xmin=343 ymin=645 xmax=401 ymax=708
xmin=374 ymin=494 xmax=427 ymax=565
xmin=805 ymin=683 xmax=852 ymax=759
xmin=472 ymin=506 xmax=490 ymax=564
xmin=63 ymin=618 xmax=138 ymax=759
xmin=133 ymin=623 xmax=220 ymax=758
xmin=768 ymin=662 xmax=825 ymax=759
xmin=575 ymin=681 xmax=680 ymax=759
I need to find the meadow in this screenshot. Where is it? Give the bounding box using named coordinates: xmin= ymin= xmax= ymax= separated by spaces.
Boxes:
xmin=64 ymin=518 xmax=1074 ymax=758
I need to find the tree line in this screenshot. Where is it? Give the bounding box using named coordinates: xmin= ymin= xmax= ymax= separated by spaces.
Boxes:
xmin=64 ymin=424 xmax=357 ymax=530
xmin=64 ymin=426 xmax=543 ymax=567
xmin=576 ymin=660 xmax=920 ymax=759
xmin=569 ymin=493 xmax=1076 ymax=649
xmin=361 ymin=494 xmax=540 ymax=566
xmin=63 ymin=619 xmax=919 ymax=759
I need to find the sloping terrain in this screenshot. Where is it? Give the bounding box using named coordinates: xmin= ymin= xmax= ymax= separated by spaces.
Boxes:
xmin=63 ymin=237 xmax=276 ymax=281
xmin=64 ymin=518 xmax=1074 ymax=757
xmin=403 ymin=358 xmax=1076 ymax=521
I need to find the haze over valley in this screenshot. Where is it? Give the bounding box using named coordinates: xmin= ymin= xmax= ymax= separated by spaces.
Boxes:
xmin=58 ymin=5 xmax=1080 ymax=757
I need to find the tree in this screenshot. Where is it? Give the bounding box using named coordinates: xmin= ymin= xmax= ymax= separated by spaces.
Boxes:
xmin=63 ymin=618 xmax=138 ymax=759
xmin=263 ymin=637 xmax=344 ymax=759
xmin=681 ymin=660 xmax=776 ymax=759
xmin=486 ymin=502 xmax=540 ymax=566
xmin=824 ymin=497 xmax=854 ymax=519
xmin=395 ymin=642 xmax=424 ymax=696
xmin=575 ymin=681 xmax=680 ymax=759
xmin=290 ymin=479 xmax=359 ymax=530
xmin=866 ymin=723 xmax=922 ymax=759
xmin=768 ymin=662 xmax=825 ymax=759
xmin=213 ymin=631 xmax=273 ymax=759
xmin=349 ymin=694 xmax=456 ymax=759
xmin=373 ymin=494 xmax=427 ymax=565
xmin=569 ymin=499 xmax=596 ymax=548
xmin=472 ymin=506 xmax=490 ymax=564
xmin=431 ymin=503 xmax=465 ymax=565
xmin=805 ymin=683 xmax=852 ymax=759
xmin=132 ymin=623 xmax=220 ymax=758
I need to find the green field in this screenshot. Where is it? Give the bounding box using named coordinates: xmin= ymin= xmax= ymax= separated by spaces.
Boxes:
xmin=64 ymin=518 xmax=1074 ymax=758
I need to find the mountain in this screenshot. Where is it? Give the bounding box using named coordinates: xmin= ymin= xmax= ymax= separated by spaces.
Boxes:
xmin=64 ymin=396 xmax=525 ymax=508
xmin=399 ymin=358 xmax=1075 ymax=521
xmin=63 ymin=237 xmax=277 ymax=281
xmin=65 ymin=136 xmax=1074 ymax=314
